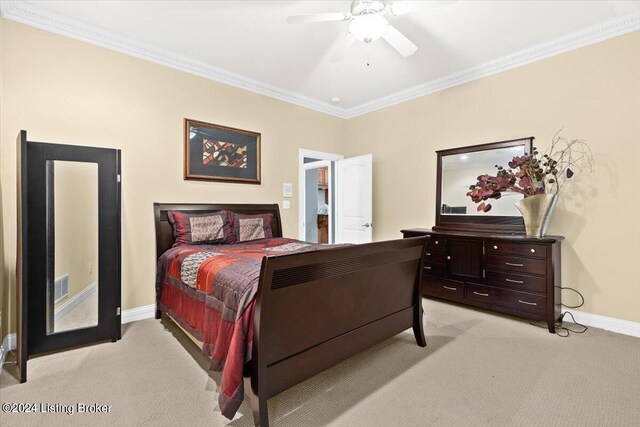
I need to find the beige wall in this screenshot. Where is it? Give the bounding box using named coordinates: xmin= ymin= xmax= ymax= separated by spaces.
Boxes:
xmin=1 ymin=19 xmax=638 ymax=340
xmin=0 ymin=20 xmax=345 ymax=337
xmin=345 ymin=31 xmax=640 ymax=323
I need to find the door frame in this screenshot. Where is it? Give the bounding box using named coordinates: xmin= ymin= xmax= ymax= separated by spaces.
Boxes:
xmin=298 ymin=149 xmax=343 ymax=242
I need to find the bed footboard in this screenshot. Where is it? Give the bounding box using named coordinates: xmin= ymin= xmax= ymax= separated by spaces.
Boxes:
xmin=245 ymin=236 xmax=428 ymax=426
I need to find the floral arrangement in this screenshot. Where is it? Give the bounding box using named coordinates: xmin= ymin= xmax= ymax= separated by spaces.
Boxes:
xmin=467 ymin=130 xmax=594 ymax=212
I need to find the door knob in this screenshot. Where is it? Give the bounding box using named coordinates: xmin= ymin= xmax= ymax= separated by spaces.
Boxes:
xmin=362 ymin=223 xmax=372 ymax=228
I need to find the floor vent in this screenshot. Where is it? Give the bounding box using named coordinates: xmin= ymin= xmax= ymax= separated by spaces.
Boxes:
xmin=54 ymin=274 xmax=69 ymax=303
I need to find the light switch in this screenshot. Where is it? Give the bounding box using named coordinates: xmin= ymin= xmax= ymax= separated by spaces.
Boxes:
xmin=283 ymin=200 xmax=291 ymax=209
xmin=283 ymin=183 xmax=293 ymax=197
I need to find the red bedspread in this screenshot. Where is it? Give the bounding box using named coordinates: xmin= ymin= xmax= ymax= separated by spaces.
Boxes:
xmin=155 ymin=237 xmax=328 ymax=419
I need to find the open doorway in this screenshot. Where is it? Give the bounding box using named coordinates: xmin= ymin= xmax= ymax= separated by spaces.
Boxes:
xmin=304 ymin=162 xmax=331 ymax=243
xmin=299 ymin=150 xmax=342 ymax=243
xmin=299 ymin=150 xmax=374 ymax=244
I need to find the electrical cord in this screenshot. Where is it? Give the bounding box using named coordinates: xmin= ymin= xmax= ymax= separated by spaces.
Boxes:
xmin=559 ymin=286 xmax=585 ymax=309
xmin=554 ymin=311 xmax=588 ymax=337
xmin=530 ymin=286 xmax=588 ymax=337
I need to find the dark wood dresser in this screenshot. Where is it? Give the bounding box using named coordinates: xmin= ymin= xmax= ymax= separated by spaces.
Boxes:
xmin=402 ymin=228 xmax=563 ymax=332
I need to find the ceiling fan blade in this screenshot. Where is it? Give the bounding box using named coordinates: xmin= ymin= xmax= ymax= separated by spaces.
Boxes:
xmin=330 ymin=34 xmax=356 ymax=63
xmin=286 ymin=13 xmax=350 ymax=24
xmin=382 ymin=25 xmax=417 ymax=57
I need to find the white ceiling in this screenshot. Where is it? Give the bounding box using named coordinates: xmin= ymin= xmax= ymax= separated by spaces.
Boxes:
xmin=3 ymin=1 xmax=640 ymax=117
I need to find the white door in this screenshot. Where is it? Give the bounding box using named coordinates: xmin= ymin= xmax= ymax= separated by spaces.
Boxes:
xmin=335 ymin=154 xmax=373 ymax=244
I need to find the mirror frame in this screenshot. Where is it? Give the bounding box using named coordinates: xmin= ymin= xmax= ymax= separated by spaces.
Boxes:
xmin=434 ymin=136 xmax=534 ymax=234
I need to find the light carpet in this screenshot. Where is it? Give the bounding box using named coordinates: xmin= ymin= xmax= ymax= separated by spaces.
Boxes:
xmin=1 ymin=299 xmax=638 ymax=426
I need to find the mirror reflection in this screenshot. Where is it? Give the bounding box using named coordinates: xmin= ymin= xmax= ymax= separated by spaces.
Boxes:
xmin=441 ymin=145 xmax=526 ymax=216
xmin=48 ymin=161 xmax=99 ymax=334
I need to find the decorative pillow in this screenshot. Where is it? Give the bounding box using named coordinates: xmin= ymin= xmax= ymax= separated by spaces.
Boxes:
xmin=232 ymin=213 xmax=273 ymax=242
xmin=167 ymin=210 xmax=233 ymax=246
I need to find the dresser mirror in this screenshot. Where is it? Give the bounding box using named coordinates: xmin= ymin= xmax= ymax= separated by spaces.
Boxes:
xmin=435 ymin=137 xmax=534 ymax=233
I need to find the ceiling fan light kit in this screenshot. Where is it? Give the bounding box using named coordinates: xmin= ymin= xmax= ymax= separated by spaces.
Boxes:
xmin=286 ymin=0 xmax=424 ymax=62
xmin=349 ymin=14 xmax=389 ymax=43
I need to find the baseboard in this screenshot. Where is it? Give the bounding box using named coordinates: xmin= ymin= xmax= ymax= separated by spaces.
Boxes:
xmin=54 ymin=282 xmax=97 ymax=322
xmin=563 ymin=309 xmax=640 ymax=338
xmin=121 ymin=304 xmax=156 ymax=324
xmin=55 ymin=285 xmax=154 ymax=324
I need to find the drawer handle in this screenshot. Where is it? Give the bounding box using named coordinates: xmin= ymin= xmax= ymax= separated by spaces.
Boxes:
xmin=443 ymin=286 xmax=457 ymax=291
xmin=505 ymin=262 xmax=524 ymax=267
xmin=518 ymin=300 xmax=537 ymax=306
xmin=424 ymin=266 xmax=432 ymax=270
xmin=493 ymin=245 xmax=498 ymax=250
xmin=425 ymin=252 xmax=431 ymax=256
xmin=473 ymin=291 xmax=489 ymax=297
xmin=530 ymin=249 xmax=536 ymax=253
xmin=435 ymin=240 xmax=439 ymax=245
xmin=447 ymin=256 xmax=451 ymax=260
xmin=505 ymin=278 xmax=524 ymax=284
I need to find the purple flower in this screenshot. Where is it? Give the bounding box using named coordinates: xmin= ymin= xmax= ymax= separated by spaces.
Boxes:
xmin=467 ymin=153 xmax=546 ymax=210
xmin=508 ymin=155 xmax=532 ymax=169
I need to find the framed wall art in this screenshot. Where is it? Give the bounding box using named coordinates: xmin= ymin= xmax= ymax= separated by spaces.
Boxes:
xmin=184 ymin=118 xmax=261 ymax=184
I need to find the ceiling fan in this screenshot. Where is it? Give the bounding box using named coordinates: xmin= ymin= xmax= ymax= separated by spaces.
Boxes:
xmin=286 ymin=1 xmax=450 ymax=62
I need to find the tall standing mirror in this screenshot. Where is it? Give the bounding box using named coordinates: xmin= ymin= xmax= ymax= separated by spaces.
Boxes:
xmin=434 ymin=137 xmax=534 ymax=233
xmin=18 ymin=130 xmax=121 ymax=383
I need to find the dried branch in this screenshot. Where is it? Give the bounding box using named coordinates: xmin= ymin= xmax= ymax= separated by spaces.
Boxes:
xmin=543 ymin=129 xmax=594 ymax=193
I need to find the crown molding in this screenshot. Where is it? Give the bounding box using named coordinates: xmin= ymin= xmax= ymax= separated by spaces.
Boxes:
xmin=1 ymin=1 xmax=639 ymax=120
xmin=0 ymin=0 xmax=349 ymax=118
xmin=344 ymin=11 xmax=640 ymax=118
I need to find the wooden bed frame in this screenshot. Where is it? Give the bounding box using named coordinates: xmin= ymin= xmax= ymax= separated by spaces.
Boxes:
xmin=154 ymin=203 xmax=428 ymax=426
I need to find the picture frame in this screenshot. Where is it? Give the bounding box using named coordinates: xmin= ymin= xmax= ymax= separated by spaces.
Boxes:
xmin=183 ymin=118 xmax=261 ymax=184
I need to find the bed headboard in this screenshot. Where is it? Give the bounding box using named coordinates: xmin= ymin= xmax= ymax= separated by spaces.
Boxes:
xmin=153 ymin=203 xmax=283 ymax=259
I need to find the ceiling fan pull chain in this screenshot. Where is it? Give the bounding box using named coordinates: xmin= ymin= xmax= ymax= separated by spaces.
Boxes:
xmin=366 ymin=43 xmax=371 ymax=67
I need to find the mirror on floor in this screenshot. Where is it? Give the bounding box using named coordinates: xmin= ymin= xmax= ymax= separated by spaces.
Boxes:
xmin=18 ymin=131 xmax=121 ymax=382
xmin=48 ymin=161 xmax=99 ymax=334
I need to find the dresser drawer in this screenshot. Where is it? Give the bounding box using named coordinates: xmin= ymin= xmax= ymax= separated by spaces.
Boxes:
xmin=424 ymin=248 xmax=446 ymax=263
xmin=486 ymin=271 xmax=547 ymax=294
xmin=466 ymin=284 xmax=546 ymax=315
xmin=423 ymin=261 xmax=445 ymax=277
xmin=486 ymin=241 xmax=547 ymax=258
xmin=427 ymin=237 xmax=446 ymax=248
xmin=486 ymin=254 xmax=546 ymax=276
xmin=423 ymin=277 xmax=464 ymax=301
